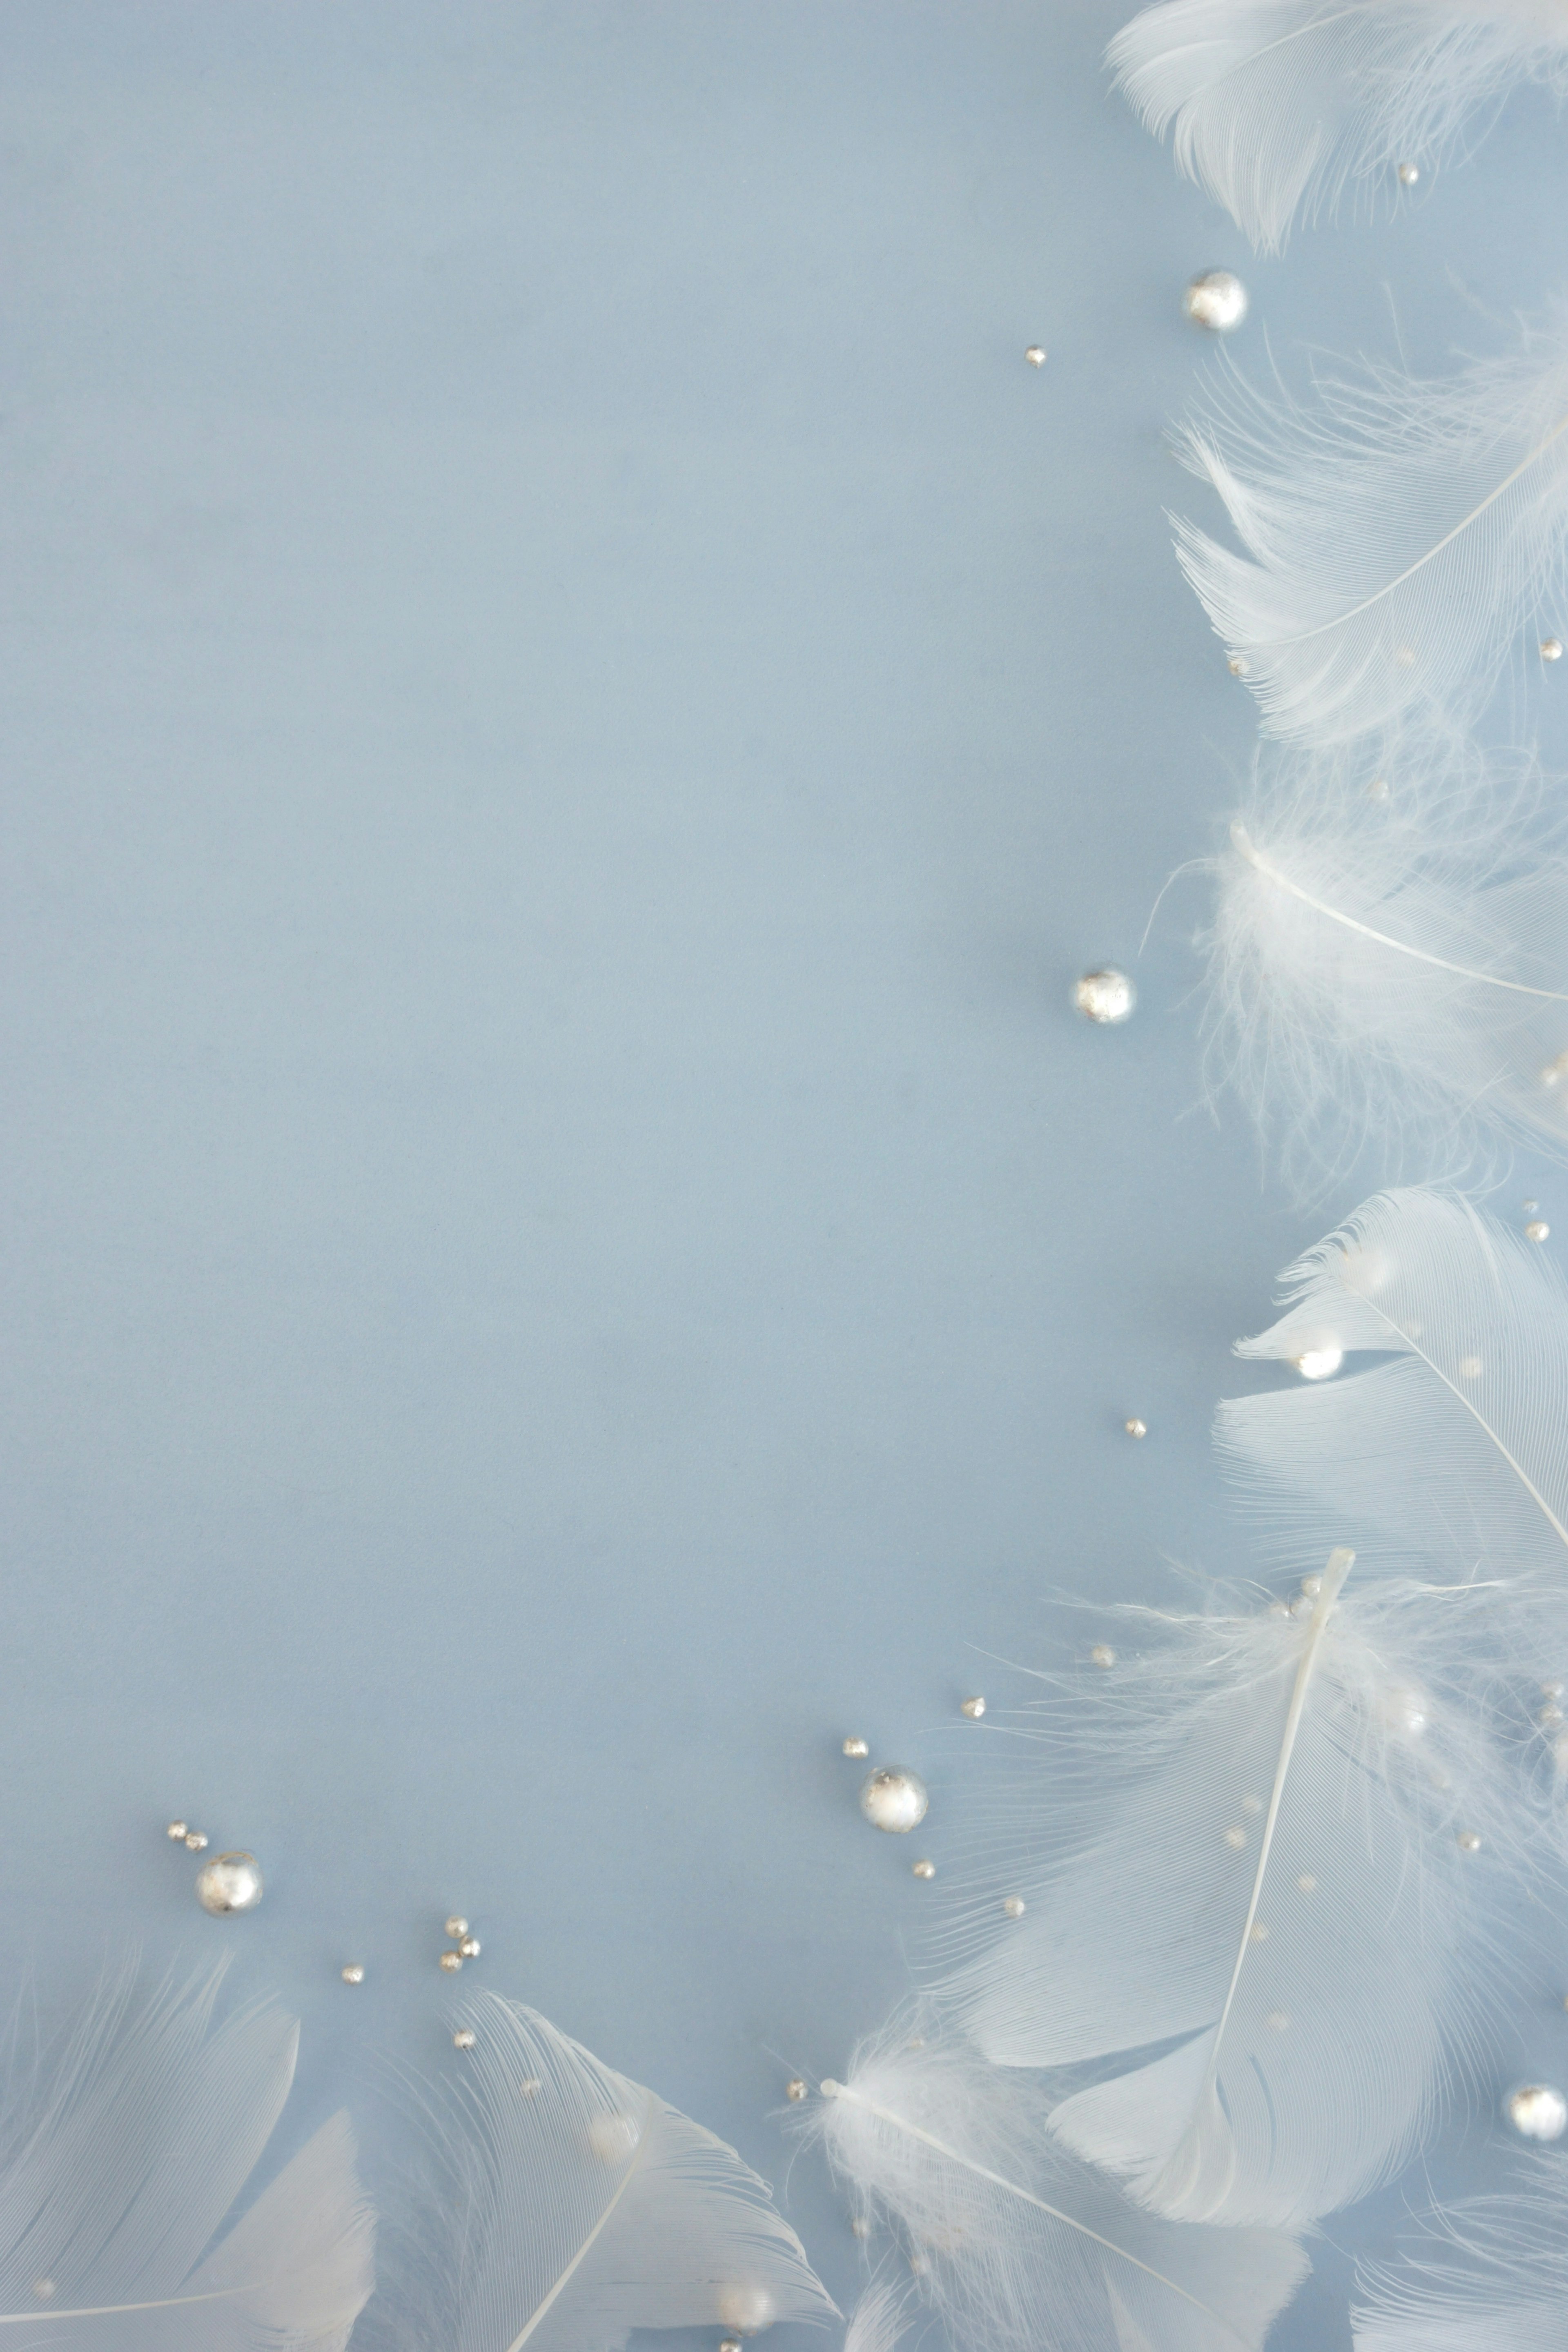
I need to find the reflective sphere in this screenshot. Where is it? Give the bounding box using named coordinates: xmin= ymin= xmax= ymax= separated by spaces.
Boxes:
xmin=1024 ymin=345 xmax=1046 ymax=368
xmin=785 ymin=2078 xmax=807 ymax=2102
xmin=1543 ymin=637 xmax=1564 ymax=661
xmin=860 ymin=1766 xmax=928 ymax=1833
xmin=439 ymin=1951 xmax=463 ymax=1973
xmin=1528 ymin=1220 xmax=1551 ymax=1243
xmin=1506 ymin=2083 xmax=1568 ymax=2140
xmin=1292 ymin=1346 xmax=1343 ymax=1381
xmin=1003 ymin=1895 xmax=1026 ymax=1918
xmin=194 ymin=1852 xmax=263 ymax=1916
xmin=452 ymin=2028 xmax=477 ymax=2051
xmin=459 ymin=1936 xmax=481 ymax=1959
xmin=1072 ymin=968 xmax=1135 ymax=1025
xmin=1091 ymin=1644 xmax=1116 ymax=1668
xmin=184 ymin=1831 xmax=208 ymax=1851
xmin=717 ymin=2285 xmax=777 ymax=2334
xmin=341 ymin=1964 xmax=365 ymax=1985
xmin=1397 ymin=160 xmax=1420 ymax=186
xmin=588 ymin=2111 xmax=641 ymax=2164
xmin=960 ymin=1695 xmax=985 ymax=1719
xmin=444 ymin=1915 xmax=469 ymax=1939
xmin=1124 ymin=1417 xmax=1147 ymax=1438
xmin=1183 ymin=270 xmax=1248 ymax=331
xmin=166 ymin=1820 xmax=189 ymax=1841
xmin=911 ymin=1858 xmax=936 ymax=1879
xmin=841 ymin=1736 xmax=869 ymax=1758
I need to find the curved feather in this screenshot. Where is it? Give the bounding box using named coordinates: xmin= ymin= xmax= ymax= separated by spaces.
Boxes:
xmin=803 ymin=2011 xmax=1307 ymax=2352
xmin=1352 ymin=2160 xmax=1568 ymax=2348
xmin=408 ymin=1993 xmax=836 ymax=2352
xmin=950 ymin=1567 xmax=1528 ymax=2227
xmin=1217 ymin=1186 xmax=1568 ymax=1594
xmin=0 ymin=1965 xmax=374 ymax=2348
xmin=1203 ymin=734 xmax=1568 ymax=1193
xmin=1109 ymin=0 xmax=1568 ymax=254
xmin=1174 ymin=326 xmax=1568 ymax=743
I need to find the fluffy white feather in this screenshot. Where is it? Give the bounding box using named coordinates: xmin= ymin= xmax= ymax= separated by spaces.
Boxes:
xmin=1109 ymin=0 xmax=1568 ymax=253
xmin=839 ymin=2278 xmax=907 ymax=2352
xmin=1352 ymin=2160 xmax=1568 ymax=2348
xmin=398 ymin=1992 xmax=837 ymax=2352
xmin=0 ymin=1964 xmax=374 ymax=2348
xmin=1202 ymin=733 xmax=1568 ymax=1192
xmin=804 ymin=2010 xmax=1307 ymax=2352
xmin=1217 ymin=1186 xmax=1568 ymax=1600
xmin=950 ymin=1558 xmax=1531 ymax=2227
xmin=1174 ymin=323 xmax=1568 ymax=743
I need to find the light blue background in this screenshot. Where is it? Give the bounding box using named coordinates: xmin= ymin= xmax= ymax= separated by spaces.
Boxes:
xmin=2 ymin=6 xmax=1567 ymax=2345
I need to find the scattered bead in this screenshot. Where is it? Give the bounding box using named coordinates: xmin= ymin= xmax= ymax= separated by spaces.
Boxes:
xmin=1003 ymin=1895 xmax=1026 ymax=1918
xmin=1505 ymin=2083 xmax=1567 ymax=2140
xmin=1266 ymin=2010 xmax=1291 ymax=2031
xmin=1528 ymin=1221 xmax=1550 ymax=1243
xmin=1024 ymin=345 xmax=1047 ymax=368
xmin=166 ymin=1821 xmax=189 ymax=1841
xmin=445 ymin=1915 xmax=469 ymax=1940
xmin=1124 ymin=1418 xmax=1147 ymax=1439
xmin=1381 ymin=1685 xmax=1429 ymax=1736
xmin=459 ymin=1936 xmax=481 ymax=1959
xmin=31 ymin=2280 xmax=54 ymax=2302
xmin=589 ymin=2112 xmax=642 ymax=2164
xmin=1267 ymin=1600 xmax=1290 ymax=1618
xmin=717 ymin=2287 xmax=777 ymax=2334
xmin=341 ymin=1964 xmax=365 ymax=1985
xmin=1297 ymin=1875 xmax=1316 ymax=1892
xmin=1540 ymin=1704 xmax=1564 ymax=1728
xmin=1457 ymin=1829 xmax=1482 ymax=1852
xmin=1544 ymin=638 xmax=1564 ymax=662
xmin=909 ymin=2255 xmax=929 ymax=2278
xmin=519 ymin=2076 xmax=543 ymax=2095
xmin=1248 ymin=1921 xmax=1269 ymax=1942
xmin=912 ymin=1858 xmax=936 ymax=1879
xmin=850 ymin=2216 xmax=871 ymax=2240
xmin=1227 ymin=653 xmax=1250 ymax=677
xmin=1543 ymin=1053 xmax=1568 ymax=1089
xmin=860 ymin=1766 xmax=929 ymax=1833
xmin=1184 ymin=269 xmax=1248 ymax=331
xmin=1367 ymin=777 xmax=1390 ymax=801
xmin=184 ymin=1832 xmax=209 ymax=1851
xmin=439 ymin=1951 xmax=463 ymax=1973
xmin=194 ymin=1851 xmax=263 ymax=1917
xmin=1090 ymin=1644 xmax=1117 ymax=1668
xmin=1224 ymin=1826 xmax=1247 ymax=1850
xmin=960 ymin=1696 xmax=986 ymax=1719
xmin=1543 ymin=1680 xmax=1565 ymax=1699
xmin=1459 ymin=1356 xmax=1483 ymax=1379
xmin=1292 ymin=1347 xmax=1343 ymax=1381
xmin=1397 ymin=160 xmax=1420 ymax=185
xmin=721 ymin=2340 xmax=744 ymax=2352
xmin=842 ymin=1736 xmax=870 ymax=1758
xmin=1072 ymin=968 xmax=1136 ymax=1025
xmin=786 ymin=2078 xmax=807 ymax=2102
xmin=453 ymin=2028 xmax=477 ymax=2051
xmin=1300 ymin=1573 xmax=1323 ymax=1598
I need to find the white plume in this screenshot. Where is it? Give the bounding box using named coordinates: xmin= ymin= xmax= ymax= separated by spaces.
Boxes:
xmin=1202 ymin=731 xmax=1568 ymax=1193
xmin=802 ymin=2009 xmax=1307 ymax=2352
xmin=950 ymin=1557 xmax=1532 ymax=2227
xmin=397 ymin=1991 xmax=837 ymax=2352
xmin=840 ymin=2278 xmax=907 ymax=2352
xmin=1352 ymin=2160 xmax=1568 ymax=2348
xmin=0 ymin=1963 xmax=374 ymax=2348
xmin=1173 ymin=322 xmax=1568 ymax=743
xmin=1216 ymin=1187 xmax=1568 ymax=1605
xmin=1109 ymin=0 xmax=1568 ymax=254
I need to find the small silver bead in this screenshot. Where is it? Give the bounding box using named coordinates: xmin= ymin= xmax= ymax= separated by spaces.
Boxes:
xmin=1224 ymin=1826 xmax=1246 ymax=1850
xmin=589 ymin=2111 xmax=642 ymax=2164
xmin=1072 ymin=968 xmax=1135 ymax=1025
xmin=1297 ymin=1874 xmax=1316 ymax=1892
xmin=1003 ymin=1895 xmax=1026 ymax=1918
xmin=166 ymin=1820 xmax=189 ymax=1841
xmin=960 ymin=1695 xmax=986 ymax=1719
xmin=1527 ymin=1221 xmax=1550 ymax=1243
xmin=1024 ymin=345 xmax=1046 ymax=368
xmin=1543 ymin=1680 xmax=1565 ymax=1699
xmin=1248 ymin=1921 xmax=1269 ymax=1942
xmin=519 ymin=2076 xmax=543 ymax=2096
xmin=184 ymin=1832 xmax=208 ymax=1851
xmin=1505 ymin=2083 xmax=1567 ymax=2140
xmin=1397 ymin=160 xmax=1420 ymax=185
xmin=785 ymin=2078 xmax=807 ymax=2102
xmin=194 ymin=1851 xmax=263 ymax=1916
xmin=459 ymin=1936 xmax=481 ymax=1959
xmin=721 ymin=2340 xmax=744 ymax=2352
xmin=31 ymin=2279 xmax=55 ymax=2302
xmin=860 ymin=1766 xmax=928 ymax=1833
xmin=1539 ymin=1704 xmax=1564 ymax=1728
xmin=1457 ymin=1829 xmax=1482 ymax=1852
xmin=1367 ymin=776 xmax=1390 ymax=801
xmin=341 ymin=1964 xmax=365 ymax=1985
xmin=452 ymin=2028 xmax=477 ymax=2051
xmin=1183 ymin=269 xmax=1248 ymax=332
xmin=841 ymin=1736 xmax=869 ymax=1758
xmin=717 ymin=2287 xmax=777 ymax=2334
xmin=1543 ymin=1054 xmax=1568 ymax=1089
xmin=1227 ymin=653 xmax=1250 ymax=677
xmin=444 ymin=1915 xmax=469 ymax=1939
xmin=1124 ymin=1418 xmax=1147 ymax=1439
xmin=1459 ymin=1355 xmax=1483 ymax=1379
xmin=1292 ymin=1347 xmax=1343 ymax=1381
xmin=850 ymin=2216 xmax=870 ymax=2240
xmin=1090 ymin=1644 xmax=1116 ymax=1668
xmin=912 ymin=1858 xmax=936 ymax=1880
xmin=1300 ymin=1573 xmax=1323 ymax=1598
xmin=1543 ymin=637 xmax=1564 ymax=662
xmin=1267 ymin=1599 xmax=1290 ymax=1618
xmin=439 ymin=1951 xmax=463 ymax=1973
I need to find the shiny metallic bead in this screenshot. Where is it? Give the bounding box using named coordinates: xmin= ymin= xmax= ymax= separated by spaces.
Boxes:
xmin=720 ymin=2340 xmax=744 ymax=2352
xmin=1457 ymin=1829 xmax=1482 ymax=1852
xmin=1543 ymin=1054 xmax=1568 ymax=1089
xmin=341 ymin=1964 xmax=365 ymax=1985
xmin=841 ymin=1736 xmax=869 ymax=1758
xmin=1072 ymin=968 xmax=1135 ymax=1025
xmin=1380 ymin=1685 xmax=1428 ymax=1736
xmin=1505 ymin=2083 xmax=1568 ymax=2140
xmin=850 ymin=2216 xmax=870 ymax=2239
xmin=589 ymin=2111 xmax=641 ymax=2164
xmin=1539 ymin=1704 xmax=1564 ymax=1728
xmin=452 ymin=2028 xmax=477 ymax=2051
xmin=960 ymin=1695 xmax=985 ymax=1719
xmin=1543 ymin=637 xmax=1564 ymax=661
xmin=166 ymin=1820 xmax=189 ymax=1841
xmin=1003 ymin=1895 xmax=1026 ymax=1918
xmin=194 ymin=1851 xmax=263 ymax=1916
xmin=1300 ymin=1573 xmax=1323 ymax=1598
xmin=1527 ymin=1220 xmax=1551 ymax=1243
xmin=1292 ymin=1346 xmax=1343 ymax=1381
xmin=860 ymin=1766 xmax=928 ymax=1833
xmin=1543 ymin=1679 xmax=1564 ymax=1698
xmin=717 ymin=2287 xmax=776 ymax=2334
xmin=439 ymin=1951 xmax=463 ymax=1973
xmin=1227 ymin=653 xmax=1249 ymax=677
xmin=1090 ymin=1644 xmax=1116 ymax=1668
xmin=519 ymin=2076 xmax=543 ymax=2095
xmin=459 ymin=1936 xmax=481 ymax=1959
xmin=444 ymin=1915 xmax=469 ymax=1939
xmin=911 ymin=1858 xmax=936 ymax=1880
xmin=785 ymin=2078 xmax=807 ymax=2102
xmin=1024 ymin=345 xmax=1046 ymax=368
xmin=184 ymin=1832 xmax=209 ymax=1851
xmin=1459 ymin=1355 xmax=1483 ymax=1379
xmin=1183 ymin=269 xmax=1247 ymax=332
xmin=1397 ymin=160 xmax=1420 ymax=186
xmin=1124 ymin=1419 xmax=1147 ymax=1439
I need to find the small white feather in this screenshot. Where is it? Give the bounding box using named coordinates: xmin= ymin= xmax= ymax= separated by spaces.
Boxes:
xmin=1174 ymin=323 xmax=1568 ymax=743
xmin=1218 ymin=1186 xmax=1568 ymax=1593
xmin=1352 ymin=2159 xmax=1568 ymax=2348
xmin=839 ymin=2279 xmax=906 ymax=2352
xmin=404 ymin=1992 xmax=837 ymax=2352
xmin=1110 ymin=0 xmax=1568 ymax=254
xmin=803 ymin=2012 xmax=1307 ymax=2352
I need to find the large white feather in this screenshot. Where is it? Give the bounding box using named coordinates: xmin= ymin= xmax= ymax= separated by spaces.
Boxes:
xmin=401 ymin=1992 xmax=837 ymax=2352
xmin=1216 ymin=1186 xmax=1568 ymax=1597
xmin=804 ymin=2010 xmax=1307 ymax=2352
xmin=951 ymin=1559 xmax=1530 ymax=2227
xmin=1109 ymin=0 xmax=1568 ymax=254
xmin=0 ymin=1965 xmax=374 ymax=2348
xmin=1203 ymin=734 xmax=1568 ymax=1192
xmin=1352 ymin=2160 xmax=1568 ymax=2348
xmin=1173 ymin=324 xmax=1568 ymax=743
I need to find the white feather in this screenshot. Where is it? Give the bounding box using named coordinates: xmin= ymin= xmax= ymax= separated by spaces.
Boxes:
xmin=1202 ymin=732 xmax=1568 ymax=1192
xmin=1352 ymin=2160 xmax=1568 ymax=2348
xmin=950 ymin=1560 xmax=1531 ymax=2227
xmin=1109 ymin=0 xmax=1568 ymax=253
xmin=1216 ymin=1186 xmax=1568 ymax=1598
xmin=0 ymin=1964 xmax=374 ymax=2348
xmin=840 ymin=2278 xmax=907 ymax=2352
xmin=1173 ymin=323 xmax=1568 ymax=743
xmin=401 ymin=1992 xmax=837 ymax=2352
xmin=804 ymin=2011 xmax=1307 ymax=2352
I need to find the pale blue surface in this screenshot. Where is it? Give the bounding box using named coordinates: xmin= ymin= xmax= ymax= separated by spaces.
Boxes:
xmin=2 ymin=6 xmax=1568 ymax=2345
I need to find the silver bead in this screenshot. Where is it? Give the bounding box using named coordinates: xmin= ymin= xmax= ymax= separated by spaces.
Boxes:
xmin=444 ymin=1915 xmax=469 ymax=1939
xmin=1367 ymin=776 xmax=1390 ymax=801
xmin=589 ymin=2111 xmax=641 ymax=2164
xmin=1505 ymin=2083 xmax=1568 ymax=2140
xmin=1457 ymin=1829 xmax=1482 ymax=1852
xmin=1542 ymin=1679 xmax=1564 ymax=1698
xmin=1090 ymin=1644 xmax=1116 ymax=1668
xmin=960 ymin=1695 xmax=985 ymax=1719
xmin=452 ymin=2028 xmax=477 ymax=2051
xmin=1397 ymin=160 xmax=1420 ymax=185
xmin=1291 ymin=1346 xmax=1343 ymax=1381
xmin=519 ymin=2076 xmax=543 ymax=2095
xmin=841 ymin=1736 xmax=869 ymax=1758
xmin=785 ymin=2078 xmax=807 ymax=2102
xmin=1380 ymin=1685 xmax=1428 ymax=1736
xmin=1024 ymin=345 xmax=1046 ymax=368
xmin=341 ymin=1964 xmax=365 ymax=1985
xmin=1003 ymin=1895 xmax=1025 ymax=1918
xmin=1223 ymin=1826 xmax=1246 ymax=1850
xmin=1543 ymin=1054 xmax=1568 ymax=1089
xmin=1300 ymin=1573 xmax=1323 ymax=1598
xmin=459 ymin=1936 xmax=481 ymax=1958
xmin=1183 ymin=270 xmax=1248 ymax=332
xmin=439 ymin=1951 xmax=463 ymax=1973
xmin=166 ymin=1820 xmax=189 ymax=1841
xmin=1227 ymin=653 xmax=1250 ymax=677
xmin=1123 ymin=1418 xmax=1147 ymax=1439
xmin=849 ymin=2216 xmax=870 ymax=2240
xmin=911 ymin=1858 xmax=936 ymax=1880
xmin=1072 ymin=968 xmax=1135 ymax=1025
xmin=1459 ymin=1355 xmax=1483 ymax=1379
xmin=31 ymin=2279 xmax=55 ymax=2302
xmin=1543 ymin=637 xmax=1564 ymax=661
xmin=721 ymin=2340 xmax=744 ymax=2352
xmin=1527 ymin=1220 xmax=1551 ymax=1243
xmin=1248 ymin=1921 xmax=1269 ymax=1943
xmin=860 ymin=1766 xmax=928 ymax=1833
xmin=184 ymin=1831 xmax=209 ymax=1851
xmin=194 ymin=1851 xmax=263 ymax=1916
xmin=717 ymin=2287 xmax=776 ymax=2334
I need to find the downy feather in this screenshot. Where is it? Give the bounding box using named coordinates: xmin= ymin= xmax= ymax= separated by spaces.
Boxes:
xmin=393 ymin=1991 xmax=836 ymax=2352
xmin=802 ymin=2008 xmax=1307 ymax=2352
xmin=1109 ymin=0 xmax=1568 ymax=254
xmin=1174 ymin=321 xmax=1568 ymax=743
xmin=1202 ymin=732 xmax=1568 ymax=1193
xmin=1352 ymin=2159 xmax=1568 ymax=2348
xmin=1216 ymin=1186 xmax=1568 ymax=1595
xmin=949 ymin=1559 xmax=1532 ymax=2227
xmin=0 ymin=1963 xmax=374 ymax=2348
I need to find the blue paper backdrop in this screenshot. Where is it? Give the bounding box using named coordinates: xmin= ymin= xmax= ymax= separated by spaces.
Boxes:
xmin=2 ymin=6 xmax=1567 ymax=2345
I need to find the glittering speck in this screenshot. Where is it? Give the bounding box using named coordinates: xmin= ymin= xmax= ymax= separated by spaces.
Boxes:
xmin=842 ymin=1736 xmax=869 ymax=1758
xmin=341 ymin=1964 xmax=365 ymax=1985
xmin=184 ymin=1832 xmax=208 ymax=1851
xmin=589 ymin=2112 xmax=642 ymax=2164
xmin=1292 ymin=1346 xmax=1343 ymax=1381
xmin=1072 ymin=968 xmax=1135 ymax=1025
xmin=1506 ymin=2083 xmax=1568 ymax=2140
xmin=459 ymin=1936 xmax=481 ymax=1959
xmin=452 ymin=2029 xmax=477 ymax=2051
xmin=1248 ymin=1921 xmax=1269 ymax=1942
xmin=1224 ymin=1826 xmax=1247 ymax=1850
xmin=1184 ymin=270 xmax=1248 ymax=331
xmin=439 ymin=1951 xmax=463 ymax=1973
xmin=718 ymin=2288 xmax=777 ymax=2334
xmin=1003 ymin=1895 xmax=1026 ymax=1918
xmin=1457 ymin=1829 xmax=1482 ymax=1852
xmin=1459 ymin=1355 xmax=1483 ymax=1379
xmin=1025 ymin=345 xmax=1047 ymax=368
xmin=850 ymin=2217 xmax=871 ymax=2240
xmin=860 ymin=1766 xmax=928 ymax=1833
xmin=1266 ymin=2010 xmax=1291 ymax=2031
xmin=444 ymin=1915 xmax=469 ymax=1940
xmin=960 ymin=1696 xmax=986 ymax=1719
xmin=166 ymin=1821 xmax=189 ymax=1842
xmin=31 ymin=2281 xmax=54 ymax=2302
xmin=1368 ymin=777 xmax=1390 ymax=801
xmin=786 ymin=2078 xmax=807 ymax=2102
xmin=1091 ymin=1644 xmax=1117 ymax=1668
xmin=1300 ymin=1573 xmax=1323 ymax=1599
xmin=721 ymin=2339 xmax=744 ymax=2352
xmin=1544 ymin=637 xmax=1564 ymax=662
xmin=194 ymin=1851 xmax=263 ymax=1917
xmin=912 ymin=1858 xmax=936 ymax=1880
xmin=1539 ymin=1704 xmax=1563 ymax=1728
xmin=1397 ymin=160 xmax=1420 ymax=185
xmin=1528 ymin=1221 xmax=1550 ymax=1243
xmin=1227 ymin=654 xmax=1250 ymax=677
xmin=1542 ymin=1054 xmax=1568 ymax=1090
xmin=1124 ymin=1418 xmax=1147 ymax=1439
xmin=1298 ymin=1875 xmax=1316 ymax=1893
